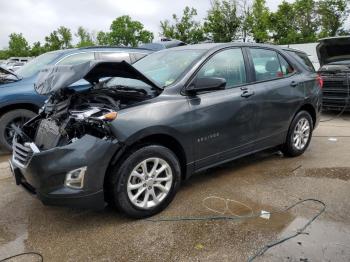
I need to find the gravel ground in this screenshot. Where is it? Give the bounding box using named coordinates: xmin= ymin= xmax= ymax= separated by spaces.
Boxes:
xmin=0 ymin=113 xmax=349 ymax=262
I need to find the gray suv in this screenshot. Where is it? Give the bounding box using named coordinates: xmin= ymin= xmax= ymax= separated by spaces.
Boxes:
xmin=10 ymin=43 xmax=322 ymax=218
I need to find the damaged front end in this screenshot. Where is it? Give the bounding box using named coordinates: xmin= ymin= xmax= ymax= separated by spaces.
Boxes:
xmin=10 ymin=60 xmax=161 ymax=209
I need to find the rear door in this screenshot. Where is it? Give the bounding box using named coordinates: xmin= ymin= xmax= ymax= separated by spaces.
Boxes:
xmin=188 ymin=48 xmax=257 ymax=170
xmin=246 ymin=47 xmax=304 ymax=149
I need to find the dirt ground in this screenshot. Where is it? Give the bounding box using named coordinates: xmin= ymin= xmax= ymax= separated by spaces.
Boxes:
xmin=0 ymin=113 xmax=349 ymax=262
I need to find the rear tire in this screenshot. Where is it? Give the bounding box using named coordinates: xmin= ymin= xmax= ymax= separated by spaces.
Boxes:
xmin=107 ymin=145 xmax=181 ymax=218
xmin=0 ymin=109 xmax=37 ymax=152
xmin=281 ymin=110 xmax=313 ymax=157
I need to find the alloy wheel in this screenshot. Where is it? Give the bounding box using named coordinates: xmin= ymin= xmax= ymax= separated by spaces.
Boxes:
xmin=292 ymin=117 xmax=310 ymax=150
xmin=4 ymin=116 xmax=30 ymax=145
xmin=127 ymin=157 xmax=173 ymax=209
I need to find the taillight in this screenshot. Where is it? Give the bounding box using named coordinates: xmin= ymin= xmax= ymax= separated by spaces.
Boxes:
xmin=316 ymin=74 xmax=323 ymax=89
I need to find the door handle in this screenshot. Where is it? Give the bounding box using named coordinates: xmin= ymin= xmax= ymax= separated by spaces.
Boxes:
xmin=290 ymin=81 xmax=298 ymax=87
xmin=241 ymin=89 xmax=255 ymax=98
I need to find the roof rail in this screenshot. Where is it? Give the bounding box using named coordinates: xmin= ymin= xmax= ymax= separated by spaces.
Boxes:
xmin=77 ymin=45 xmax=151 ymax=51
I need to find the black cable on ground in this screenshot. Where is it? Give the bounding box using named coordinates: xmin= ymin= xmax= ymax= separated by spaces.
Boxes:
xmin=147 ymin=199 xmax=326 ymax=262
xmin=247 ymin=199 xmax=325 ymax=262
xmin=0 ymin=251 xmax=43 ymax=262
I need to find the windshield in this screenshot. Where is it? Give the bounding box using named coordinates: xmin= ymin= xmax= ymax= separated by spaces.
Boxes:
xmin=107 ymin=49 xmax=205 ymax=89
xmin=16 ymin=51 xmax=62 ymax=78
xmin=133 ymin=49 xmax=205 ymax=87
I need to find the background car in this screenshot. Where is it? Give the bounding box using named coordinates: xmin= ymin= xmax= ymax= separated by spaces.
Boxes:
xmin=1 ymin=57 xmax=32 ymax=71
xmin=317 ymin=36 xmax=350 ymax=112
xmin=0 ymin=46 xmax=152 ymax=151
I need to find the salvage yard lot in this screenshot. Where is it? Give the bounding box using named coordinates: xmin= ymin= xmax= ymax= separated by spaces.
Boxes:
xmin=0 ymin=113 xmax=350 ymax=262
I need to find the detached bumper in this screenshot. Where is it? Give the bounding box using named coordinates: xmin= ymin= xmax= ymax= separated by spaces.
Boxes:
xmin=10 ymin=135 xmax=120 ymax=209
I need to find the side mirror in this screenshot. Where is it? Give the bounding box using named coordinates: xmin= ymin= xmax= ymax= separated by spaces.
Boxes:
xmin=187 ymin=77 xmax=226 ymax=94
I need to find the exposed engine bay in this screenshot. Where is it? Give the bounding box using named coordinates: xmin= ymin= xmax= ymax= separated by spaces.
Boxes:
xmin=20 ymin=86 xmax=154 ymax=150
xmin=14 ymin=61 xmax=161 ymax=151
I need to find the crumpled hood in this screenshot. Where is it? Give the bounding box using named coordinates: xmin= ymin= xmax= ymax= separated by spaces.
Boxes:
xmin=317 ymin=36 xmax=350 ymax=66
xmin=34 ymin=60 xmax=161 ymax=95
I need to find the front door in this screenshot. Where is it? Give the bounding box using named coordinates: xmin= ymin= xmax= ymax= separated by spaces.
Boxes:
xmin=188 ymin=48 xmax=257 ymax=171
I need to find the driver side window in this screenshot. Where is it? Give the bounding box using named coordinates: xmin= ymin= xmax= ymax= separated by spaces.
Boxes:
xmin=197 ymin=48 xmax=247 ymax=89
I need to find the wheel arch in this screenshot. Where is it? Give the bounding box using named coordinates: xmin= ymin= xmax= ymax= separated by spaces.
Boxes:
xmin=0 ymin=103 xmax=40 ymax=117
xmin=294 ymin=103 xmax=316 ymax=129
xmin=107 ymin=132 xmax=189 ymax=183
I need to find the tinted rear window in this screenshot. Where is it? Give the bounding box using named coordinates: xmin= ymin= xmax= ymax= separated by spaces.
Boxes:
xmin=285 ymin=50 xmax=315 ymax=72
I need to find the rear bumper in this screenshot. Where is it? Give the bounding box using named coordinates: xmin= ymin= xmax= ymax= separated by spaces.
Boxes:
xmin=10 ymin=135 xmax=120 ymax=209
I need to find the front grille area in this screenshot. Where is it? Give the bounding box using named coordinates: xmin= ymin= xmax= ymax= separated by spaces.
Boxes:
xmin=13 ymin=139 xmax=33 ymax=167
xmin=35 ymin=119 xmax=61 ymax=150
xmin=321 ymin=73 xmax=350 ymax=111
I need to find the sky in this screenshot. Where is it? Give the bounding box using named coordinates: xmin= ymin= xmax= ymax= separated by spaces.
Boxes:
xmin=0 ymin=0 xmax=348 ymax=49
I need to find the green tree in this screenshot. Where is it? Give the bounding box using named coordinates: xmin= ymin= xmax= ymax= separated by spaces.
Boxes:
xmin=247 ymin=0 xmax=271 ymax=43
xmin=96 ymin=31 xmax=110 ymax=45
xmin=44 ymin=30 xmax=62 ymax=51
xmin=0 ymin=50 xmax=9 ymax=60
xmin=8 ymin=33 xmax=30 ymax=57
xmin=270 ymin=1 xmax=299 ymax=44
xmin=76 ymin=26 xmax=95 ymax=47
xmin=238 ymin=0 xmax=253 ymax=42
xmin=44 ymin=26 xmax=72 ymax=51
xmin=57 ymin=26 xmax=72 ymax=48
xmin=160 ymin=6 xmax=205 ymax=43
xmin=317 ymin=0 xmax=349 ymax=37
xmin=294 ymin=0 xmax=318 ymax=43
xmin=204 ymin=0 xmax=241 ymax=42
xmin=109 ymin=15 xmax=153 ymax=47
xmin=30 ymin=41 xmax=46 ymax=56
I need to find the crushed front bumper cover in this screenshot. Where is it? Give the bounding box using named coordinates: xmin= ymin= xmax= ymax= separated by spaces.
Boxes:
xmin=10 ymin=134 xmax=120 ymax=209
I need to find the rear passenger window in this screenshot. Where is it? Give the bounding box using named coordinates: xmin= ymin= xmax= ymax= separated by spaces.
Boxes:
xmin=197 ymin=48 xmax=246 ymax=89
xmin=278 ymin=54 xmax=294 ymax=76
xmin=250 ymin=48 xmax=283 ymax=81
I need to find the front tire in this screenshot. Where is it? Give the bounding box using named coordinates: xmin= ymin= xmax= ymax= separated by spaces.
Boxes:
xmin=281 ymin=110 xmax=313 ymax=157
xmin=0 ymin=109 xmax=37 ymax=152
xmin=107 ymin=145 xmax=181 ymax=218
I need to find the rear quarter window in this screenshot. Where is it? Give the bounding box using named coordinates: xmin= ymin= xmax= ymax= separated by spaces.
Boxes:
xmin=285 ymin=50 xmax=315 ymax=72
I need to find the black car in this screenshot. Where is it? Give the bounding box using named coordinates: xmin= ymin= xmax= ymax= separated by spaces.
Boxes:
xmin=10 ymin=43 xmax=322 ymax=218
xmin=317 ymin=36 xmax=350 ymax=111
